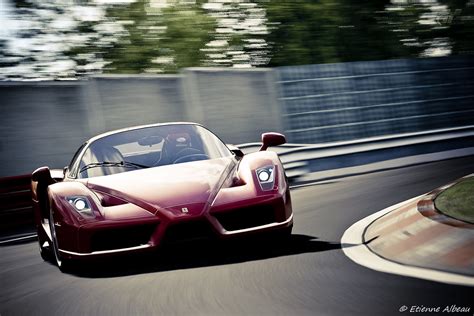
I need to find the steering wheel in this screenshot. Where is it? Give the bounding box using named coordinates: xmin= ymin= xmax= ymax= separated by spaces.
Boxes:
xmin=172 ymin=148 xmax=209 ymax=164
xmin=173 ymin=154 xmax=210 ymax=164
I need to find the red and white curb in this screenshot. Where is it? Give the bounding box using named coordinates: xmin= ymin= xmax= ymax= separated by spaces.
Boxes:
xmin=365 ymin=193 xmax=474 ymax=275
xmin=341 ymin=196 xmax=474 ymax=286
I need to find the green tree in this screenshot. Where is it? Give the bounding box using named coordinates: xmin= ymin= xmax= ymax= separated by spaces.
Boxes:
xmin=382 ymin=1 xmax=450 ymax=57
xmin=202 ymin=1 xmax=270 ymax=67
xmin=440 ymin=0 xmax=474 ymax=55
xmin=159 ymin=2 xmax=216 ymax=73
xmin=100 ymin=0 xmax=163 ymax=74
xmin=338 ymin=1 xmax=411 ymax=60
xmin=87 ymin=0 xmax=215 ymax=74
xmin=261 ymin=0 xmax=409 ymax=66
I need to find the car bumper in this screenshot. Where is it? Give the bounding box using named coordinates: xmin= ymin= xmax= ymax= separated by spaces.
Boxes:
xmin=58 ymin=193 xmax=292 ymax=260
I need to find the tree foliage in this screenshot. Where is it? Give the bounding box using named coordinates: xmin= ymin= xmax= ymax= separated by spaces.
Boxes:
xmin=442 ymin=0 xmax=474 ymax=55
xmin=1 ymin=0 xmax=473 ymax=79
xmin=159 ymin=2 xmax=216 ymax=72
xmin=97 ymin=0 xmax=216 ymax=73
xmin=101 ymin=1 xmax=162 ymax=74
xmin=261 ymin=0 xmax=416 ymax=66
xmin=261 ymin=0 xmax=474 ymax=66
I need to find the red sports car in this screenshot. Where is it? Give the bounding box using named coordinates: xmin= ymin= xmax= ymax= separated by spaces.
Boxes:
xmin=31 ymin=122 xmax=293 ymax=270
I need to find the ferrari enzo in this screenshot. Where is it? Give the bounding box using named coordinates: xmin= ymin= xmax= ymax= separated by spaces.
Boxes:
xmin=31 ymin=122 xmax=293 ymax=270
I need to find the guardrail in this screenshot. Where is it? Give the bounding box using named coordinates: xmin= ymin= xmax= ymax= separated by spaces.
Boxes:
xmin=0 ymin=174 xmax=34 ymax=239
xmin=239 ymin=126 xmax=474 ymax=179
xmin=1 ymin=126 xmax=473 ymax=239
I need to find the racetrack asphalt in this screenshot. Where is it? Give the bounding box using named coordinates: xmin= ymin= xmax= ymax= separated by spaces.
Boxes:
xmin=1 ymin=156 xmax=473 ymax=315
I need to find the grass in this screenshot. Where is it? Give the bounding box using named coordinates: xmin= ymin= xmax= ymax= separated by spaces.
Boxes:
xmin=434 ymin=176 xmax=474 ymax=224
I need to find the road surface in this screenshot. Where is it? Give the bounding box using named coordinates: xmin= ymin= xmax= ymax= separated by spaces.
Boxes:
xmin=1 ymin=156 xmax=473 ymax=315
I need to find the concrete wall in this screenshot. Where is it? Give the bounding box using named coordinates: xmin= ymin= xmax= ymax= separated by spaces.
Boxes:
xmin=182 ymin=68 xmax=284 ymax=144
xmin=0 ymin=82 xmax=90 ymax=177
xmin=89 ymin=75 xmax=186 ymax=134
xmin=0 ymin=76 xmax=189 ymax=177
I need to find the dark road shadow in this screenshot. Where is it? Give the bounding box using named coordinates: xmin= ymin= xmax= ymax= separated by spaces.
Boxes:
xmin=69 ymin=234 xmax=342 ymax=278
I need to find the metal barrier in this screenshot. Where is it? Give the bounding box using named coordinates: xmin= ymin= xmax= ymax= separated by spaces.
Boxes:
xmin=239 ymin=126 xmax=474 ymax=179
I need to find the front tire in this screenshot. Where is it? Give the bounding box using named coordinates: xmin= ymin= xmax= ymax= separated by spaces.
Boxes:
xmin=37 ymin=228 xmax=52 ymax=261
xmin=49 ymin=209 xmax=72 ymax=272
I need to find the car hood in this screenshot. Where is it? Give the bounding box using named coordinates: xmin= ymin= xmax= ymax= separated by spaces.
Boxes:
xmin=85 ymin=157 xmax=236 ymax=217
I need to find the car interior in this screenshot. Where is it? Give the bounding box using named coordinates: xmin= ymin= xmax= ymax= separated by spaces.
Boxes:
xmin=77 ymin=127 xmax=210 ymax=179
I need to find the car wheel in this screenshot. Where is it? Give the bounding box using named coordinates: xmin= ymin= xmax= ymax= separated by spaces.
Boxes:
xmin=37 ymin=228 xmax=51 ymax=261
xmin=49 ymin=210 xmax=72 ymax=271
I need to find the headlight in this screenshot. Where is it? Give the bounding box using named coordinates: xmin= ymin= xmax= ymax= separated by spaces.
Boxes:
xmin=256 ymin=166 xmax=275 ymax=191
xmin=66 ymin=196 xmax=94 ymax=217
xmin=258 ymin=170 xmax=271 ymax=182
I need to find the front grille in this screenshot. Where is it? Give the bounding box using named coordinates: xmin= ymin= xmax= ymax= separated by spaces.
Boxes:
xmin=91 ymin=224 xmax=157 ymax=252
xmin=163 ymin=220 xmax=215 ymax=244
xmin=213 ymin=205 xmax=276 ymax=231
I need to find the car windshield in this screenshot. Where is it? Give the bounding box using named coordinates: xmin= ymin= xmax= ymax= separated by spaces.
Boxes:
xmin=74 ymin=124 xmax=231 ymax=179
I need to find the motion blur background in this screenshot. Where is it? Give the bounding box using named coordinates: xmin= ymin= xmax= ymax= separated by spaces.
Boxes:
xmin=2 ymin=0 xmax=474 ymax=77
xmin=1 ymin=0 xmax=474 ymax=177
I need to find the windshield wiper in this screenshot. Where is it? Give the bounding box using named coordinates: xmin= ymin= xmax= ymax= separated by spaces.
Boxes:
xmin=79 ymin=161 xmax=150 ymax=174
xmin=122 ymin=161 xmax=150 ymax=169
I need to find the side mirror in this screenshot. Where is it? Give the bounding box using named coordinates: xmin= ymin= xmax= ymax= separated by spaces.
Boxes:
xmin=31 ymin=166 xmax=53 ymax=183
xmin=260 ymin=132 xmax=286 ymax=151
xmin=227 ymin=144 xmax=244 ymax=158
xmin=48 ymin=168 xmax=66 ymax=181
